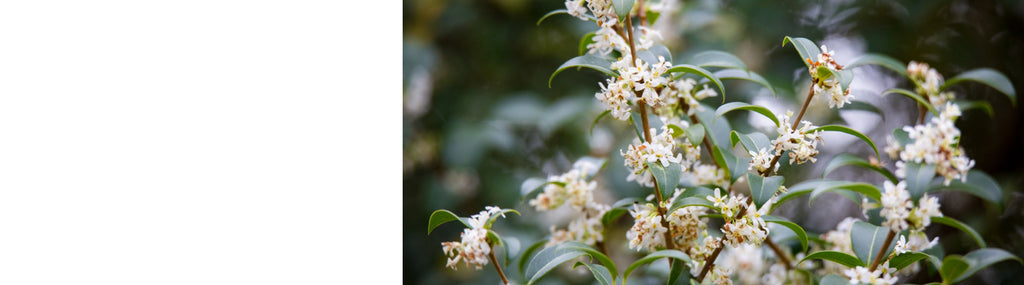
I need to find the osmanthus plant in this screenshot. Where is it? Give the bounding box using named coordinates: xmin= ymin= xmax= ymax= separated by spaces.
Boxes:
xmin=427 ymin=0 xmax=1020 ymax=284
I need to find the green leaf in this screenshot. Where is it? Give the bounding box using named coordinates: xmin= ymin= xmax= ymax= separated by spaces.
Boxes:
xmin=525 ymin=242 xmax=618 ymax=285
xmin=668 ymin=258 xmax=690 ymax=285
xmin=748 ymin=173 xmax=784 ymax=208
xmin=846 ymin=53 xmax=908 ymax=77
xmin=518 ymin=239 xmax=548 ymax=277
xmin=590 ymin=110 xmax=611 ymax=135
xmin=712 ymin=69 xmax=776 ymax=96
xmin=729 ymin=131 xmax=771 ymax=154
xmin=903 ymin=162 xmax=937 ymax=199
xmin=823 ymin=154 xmax=898 ymax=184
xmin=685 ymin=123 xmax=705 ymax=146
xmin=427 ymin=209 xmax=470 ymax=235
xmin=883 ymin=88 xmax=939 ymax=116
xmin=927 ymin=170 xmax=1002 ymax=206
xmin=667 ymin=64 xmax=726 ymax=101
xmin=485 ymin=209 xmax=520 ymax=228
xmin=889 ymin=252 xmax=930 ymax=270
xmin=850 ymin=221 xmax=893 ymax=266
xmin=764 ymin=215 xmax=808 ymax=252
xmin=932 ymin=216 xmax=986 ymax=248
xmin=772 ymin=180 xmax=819 ymax=211
xmin=782 ymin=36 xmax=821 ymax=68
xmin=537 ymin=9 xmax=596 ymax=25
xmin=892 ymin=128 xmax=911 ymax=147
xmin=715 ymin=102 xmax=780 ymax=128
xmin=611 ymin=0 xmax=634 ymax=21
xmin=819 ymin=274 xmax=852 ymax=285
xmin=809 ymin=181 xmax=882 ymax=205
xmin=487 ymin=230 xmax=512 ymax=266
xmin=686 ymin=50 xmax=748 ymax=70
xmin=549 ymin=54 xmax=617 ymax=87
xmin=667 ymin=196 xmax=717 ymax=214
xmin=954 ymin=99 xmax=995 ymax=118
xmin=579 ymin=32 xmax=597 ymax=56
xmin=623 ymin=250 xmax=692 ymax=284
xmin=953 ymin=248 xmax=1024 ymax=283
xmin=602 ymin=207 xmax=629 ymax=228
xmin=710 ymin=145 xmax=731 ymax=183
xmin=648 ymin=161 xmax=683 ymax=200
xmin=637 ymin=44 xmax=673 ymax=64
xmin=941 ymin=68 xmax=1017 ymax=105
xmin=573 ymin=262 xmax=615 ymax=285
xmin=808 ymin=125 xmax=880 ymax=159
xmin=800 ymin=250 xmax=864 ymax=268
xmin=940 ymin=255 xmax=969 ymax=284
xmin=695 ymin=103 xmax=732 ymax=147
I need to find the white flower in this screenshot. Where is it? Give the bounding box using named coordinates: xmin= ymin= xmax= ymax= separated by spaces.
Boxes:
xmin=910 ymin=194 xmax=942 ymax=229
xmin=721 ymin=244 xmax=766 ymax=285
xmin=893 ymin=235 xmax=909 ymax=255
xmin=884 ymin=135 xmax=902 ymax=160
xmin=748 ymin=147 xmax=777 ymax=174
xmin=692 ymin=164 xmax=728 ymax=188
xmin=844 ymin=263 xmax=898 ymax=285
xmin=627 ymin=203 xmax=669 ymax=251
xmin=588 ymin=22 xmax=629 ymax=55
xmin=564 ymin=0 xmax=589 ymax=20
xmin=771 ymin=111 xmax=821 ymax=165
xmin=621 ymin=126 xmax=683 ymax=187
xmin=880 ymin=180 xmax=912 ymax=232
xmin=441 ymin=207 xmax=505 ymax=270
xmin=896 ymin=102 xmax=974 ymax=185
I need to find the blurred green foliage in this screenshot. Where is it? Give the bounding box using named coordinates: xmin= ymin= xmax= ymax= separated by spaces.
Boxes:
xmin=403 ymin=0 xmax=1024 ymax=284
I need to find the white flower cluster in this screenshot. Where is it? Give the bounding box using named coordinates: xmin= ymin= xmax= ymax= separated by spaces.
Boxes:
xmin=877 ymin=181 xmax=943 ymax=233
xmin=529 ymin=160 xmax=611 ymax=247
xmin=666 ymin=188 xmax=710 ymax=250
xmin=626 ymin=202 xmax=669 ymax=251
xmin=907 ymin=61 xmax=954 ymax=107
xmin=628 ymin=188 xmax=712 ymax=252
xmin=706 ymin=189 xmax=771 ymax=247
xmin=564 ymin=0 xmax=617 ymax=23
xmin=721 ymin=244 xmax=767 ymax=285
xmin=588 ymin=22 xmax=630 ymax=55
xmin=656 ymin=78 xmax=719 ymax=116
xmin=844 ymin=262 xmax=898 ymax=285
xmin=622 ymin=126 xmax=684 ymax=187
xmin=808 ymin=45 xmax=853 ymax=109
xmin=691 ymin=163 xmax=729 ymax=188
xmin=747 ymin=147 xmax=778 ymax=175
xmin=771 ymin=111 xmax=821 ymax=165
xmin=441 ymin=206 xmax=506 ymax=270
xmin=595 ymin=56 xmax=672 ymax=120
xmin=894 ymin=102 xmax=974 ymax=185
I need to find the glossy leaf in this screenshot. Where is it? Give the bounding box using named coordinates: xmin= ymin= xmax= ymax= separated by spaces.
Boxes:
xmin=823 ymin=154 xmax=898 ymax=184
xmin=748 ymin=173 xmax=784 ymax=208
xmin=518 ymin=240 xmax=548 ymax=277
xmin=623 ymin=250 xmax=692 ymax=284
xmin=524 ymin=242 xmax=617 ymax=285
xmin=883 ymin=88 xmax=939 ymax=116
xmin=765 ymin=215 xmax=809 ymax=251
xmin=648 ymin=161 xmax=683 ymax=200
xmin=710 ymin=145 xmax=732 ymax=183
xmin=667 ymin=64 xmax=726 ymax=100
xmin=668 ymin=196 xmax=716 ymax=214
xmin=549 ymin=54 xmax=616 ymax=87
xmin=809 ymin=181 xmax=882 ymax=205
xmin=941 ymin=68 xmax=1016 ymax=105
xmin=851 ymin=221 xmax=893 ymax=266
xmin=573 ymin=262 xmax=614 ymax=285
xmin=427 ymin=209 xmax=470 ymax=235
xmin=687 ymin=50 xmax=747 ymax=70
xmin=611 ymin=0 xmax=634 ymax=21
xmin=685 ymin=123 xmax=705 ymax=146
xmin=953 ymin=248 xmax=1024 ymax=283
xmin=932 ymin=216 xmax=986 ymax=248
xmin=888 ymin=252 xmax=929 ymax=270
xmin=485 ymin=209 xmax=520 ymax=228
xmin=808 ymin=125 xmax=880 ymax=159
xmin=846 ymin=53 xmax=908 ymax=77
xmin=668 ymin=259 xmax=689 ymax=285
xmin=730 ymin=131 xmax=771 ymax=154
xmin=772 ymin=180 xmax=818 ymax=211
xmin=782 ymin=36 xmax=821 ymax=68
xmin=695 ymin=103 xmax=732 ymax=147
xmin=638 ymin=44 xmax=673 ymax=64
xmin=927 ymin=170 xmax=1002 ymax=206
xmin=487 ymin=230 xmax=512 ymax=265
xmin=713 ymin=69 xmax=776 ymax=96
xmin=800 ymin=250 xmax=864 ymax=268
xmin=939 ymin=255 xmax=969 ymax=283
xmin=715 ymin=102 xmax=780 ymax=128
xmin=903 ymin=162 xmax=937 ymax=199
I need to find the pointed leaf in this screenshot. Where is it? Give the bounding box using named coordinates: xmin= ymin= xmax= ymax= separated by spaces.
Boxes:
xmin=808 ymin=125 xmax=880 ymax=159
xmin=730 ymin=131 xmax=771 ymax=154
xmin=579 ymin=31 xmax=597 ymax=56
xmin=667 ymin=64 xmax=726 ymax=100
xmin=427 ymin=209 xmax=470 ymax=235
xmin=954 ymin=248 xmax=1023 ymax=282
xmin=883 ymin=88 xmax=939 ymax=115
xmin=889 ymin=252 xmax=930 ymax=270
xmin=800 ymin=250 xmax=864 ymax=268
xmin=687 ymin=50 xmax=747 ymax=70
xmin=611 ymin=0 xmax=634 ymax=21
xmin=549 ymin=54 xmax=616 ymax=87
xmin=850 ymin=221 xmax=893 ymax=266
xmin=668 ymin=258 xmax=690 ymax=285
xmin=525 ymin=242 xmax=618 ymax=285
xmin=942 ymin=68 xmax=1016 ymax=105
xmin=954 ymin=99 xmax=994 ymax=118
xmin=903 ymin=162 xmax=937 ymax=199
xmin=713 ymin=69 xmax=776 ymax=96
xmin=940 ymin=255 xmax=970 ymax=283
xmin=932 ymin=216 xmax=986 ymax=248
xmin=765 ymin=215 xmax=808 ymax=252
xmin=715 ymin=102 xmax=780 ymax=128
xmin=823 ymin=154 xmax=898 ymax=184
xmin=927 ymin=170 xmax=1002 ymax=206
xmin=685 ymin=123 xmax=705 ymax=146
xmin=782 ymin=36 xmax=821 ymax=68
xmin=518 ymin=239 xmax=548 ymax=277
xmin=748 ymin=173 xmax=784 ymax=208
xmin=648 ymin=161 xmax=683 ymax=200
xmin=846 ymin=53 xmax=908 ymax=77
xmin=623 ymin=250 xmax=692 ymax=284
xmin=573 ymin=262 xmax=614 ymax=285
xmin=485 ymin=209 xmax=520 ymax=228
xmin=487 ymin=230 xmax=513 ymax=265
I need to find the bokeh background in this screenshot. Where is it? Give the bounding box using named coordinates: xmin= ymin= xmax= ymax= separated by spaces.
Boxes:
xmin=403 ymin=0 xmax=1024 ymax=284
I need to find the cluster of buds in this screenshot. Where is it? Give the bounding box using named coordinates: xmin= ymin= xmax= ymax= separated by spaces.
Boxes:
xmin=907 ymin=61 xmax=954 ymax=106
xmin=808 ymin=45 xmax=853 ymax=109
xmin=529 ymin=159 xmax=611 ymax=247
xmin=844 ymin=262 xmax=898 ymax=285
xmin=707 ymin=189 xmax=771 ymax=247
xmin=772 ymin=111 xmax=822 ymax=165
xmin=893 ymin=102 xmax=974 ymax=185
xmin=622 ymin=126 xmax=684 ymax=187
xmin=440 ymin=206 xmax=507 ymax=270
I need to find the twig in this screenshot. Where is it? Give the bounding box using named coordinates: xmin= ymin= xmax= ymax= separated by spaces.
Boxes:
xmin=869 ymin=230 xmax=897 ymax=271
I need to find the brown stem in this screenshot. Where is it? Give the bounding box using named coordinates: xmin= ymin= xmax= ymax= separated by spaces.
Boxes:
xmin=759 ymin=80 xmax=818 ymax=176
xmin=765 ymin=237 xmax=794 ymax=270
xmin=917 ymin=104 xmax=927 ymax=125
xmin=487 ymin=246 xmax=509 ymax=285
xmin=637 ymin=0 xmax=648 ymax=27
xmin=625 ymin=15 xmax=637 ymax=63
xmin=869 ymin=230 xmax=897 ymax=271
xmin=696 ymin=242 xmax=723 ymax=281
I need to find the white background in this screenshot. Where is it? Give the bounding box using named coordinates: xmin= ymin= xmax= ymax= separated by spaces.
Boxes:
xmin=0 ymin=1 xmax=399 ymax=283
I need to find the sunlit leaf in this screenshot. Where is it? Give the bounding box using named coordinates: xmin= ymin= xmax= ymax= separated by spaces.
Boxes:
xmin=712 ymin=69 xmax=776 ymax=96
xmin=648 ymin=161 xmax=683 ymax=201
xmin=579 ymin=32 xmax=597 ymax=56
xmin=687 ymin=50 xmax=747 ymax=70
xmin=427 ymin=209 xmax=470 ymax=235
xmin=685 ymin=123 xmax=705 ymax=146
xmin=611 ymin=0 xmax=634 ymax=21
